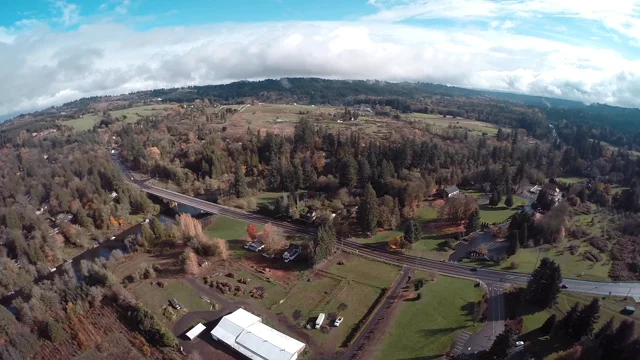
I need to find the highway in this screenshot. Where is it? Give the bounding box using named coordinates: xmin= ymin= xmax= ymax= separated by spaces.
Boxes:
xmin=117 ymin=159 xmax=640 ymax=297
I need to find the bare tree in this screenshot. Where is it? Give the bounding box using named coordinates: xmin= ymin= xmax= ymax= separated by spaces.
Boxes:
xmin=177 ymin=213 xmax=202 ymax=239
xmin=183 ymin=249 xmax=199 ymax=275
xmin=261 ymin=223 xmax=287 ymax=254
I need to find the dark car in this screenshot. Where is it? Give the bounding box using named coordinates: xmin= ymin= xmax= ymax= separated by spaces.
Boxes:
xmin=470 ymin=267 xmax=478 ymax=272
xmin=561 ymin=284 xmax=568 ymax=289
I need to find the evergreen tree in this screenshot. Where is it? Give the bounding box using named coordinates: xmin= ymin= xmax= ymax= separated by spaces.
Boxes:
xmin=555 ymin=303 xmax=580 ymax=340
xmin=302 ymin=160 xmax=317 ymax=188
xmin=340 ymin=155 xmax=358 ymax=189
xmin=540 ymin=314 xmax=557 ymax=335
xmin=594 ymin=317 xmax=615 ymax=341
xmin=519 ymin=225 xmax=528 ymax=247
xmin=573 ymin=298 xmax=601 ymax=340
xmin=507 ymin=230 xmax=519 ymax=256
xmin=141 ymin=224 xmax=155 ymax=248
xmin=504 ymin=191 xmax=514 ymax=208
xmin=497 ymin=128 xmax=505 ymax=142
xmin=622 ymin=338 xmax=640 ymax=360
xmin=357 ymin=184 xmax=378 ymax=236
xmin=292 ymin=158 xmax=304 ymax=190
xmin=358 ymin=158 xmax=372 ymax=188
xmin=488 ymin=327 xmax=516 ymax=360
xmin=490 ymin=189 xmax=500 ymax=207
xmin=536 ymin=189 xmax=553 ymax=211
xmin=526 ymin=257 xmax=562 ymax=308
xmin=465 ymin=209 xmax=480 ymax=235
xmin=150 ymin=217 xmax=165 ymax=245
xmin=312 ymin=222 xmax=337 ymax=265
xmin=391 ymin=198 xmax=401 ymax=230
xmin=233 ymin=162 xmax=249 ymax=198
xmin=403 ymin=219 xmax=421 ymax=244
xmin=512 ymin=129 xmax=519 ymax=145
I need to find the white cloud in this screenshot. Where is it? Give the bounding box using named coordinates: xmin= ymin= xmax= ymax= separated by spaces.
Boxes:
xmin=54 ymin=1 xmax=80 ymax=26
xmin=115 ymin=0 xmax=131 ymax=15
xmin=363 ymin=0 xmax=640 ymax=44
xmin=1 ymin=20 xmax=640 ymax=118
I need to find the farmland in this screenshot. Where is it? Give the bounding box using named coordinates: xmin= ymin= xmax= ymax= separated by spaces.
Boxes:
xmin=61 ymin=104 xmax=174 ymax=131
xmin=129 ymin=280 xmax=211 ymax=323
xmin=376 ymin=274 xmax=485 ymax=360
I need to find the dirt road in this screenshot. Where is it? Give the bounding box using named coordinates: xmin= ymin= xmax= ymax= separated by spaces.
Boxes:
xmin=340 ymin=267 xmax=413 ymax=360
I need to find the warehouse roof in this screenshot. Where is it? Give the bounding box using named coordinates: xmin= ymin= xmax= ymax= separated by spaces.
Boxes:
xmin=211 ymin=308 xmax=305 ymax=360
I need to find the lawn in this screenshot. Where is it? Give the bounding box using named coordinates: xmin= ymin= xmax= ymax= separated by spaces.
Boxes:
xmin=471 ymin=241 xmax=611 ymax=281
xmin=204 ymin=215 xmax=265 ymax=258
xmin=478 ymin=195 xmax=528 ymax=224
xmin=272 ymin=274 xmax=342 ymax=321
xmin=328 ymin=253 xmax=401 ymax=288
xmin=353 ymin=204 xmax=440 ymax=245
xmin=376 ymin=274 xmax=485 ymax=360
xmin=557 ymin=177 xmax=585 ymax=184
xmin=130 ymin=280 xmax=210 ymax=324
xmin=62 ymin=114 xmax=100 ymax=131
xmin=109 ymin=104 xmax=173 ymax=123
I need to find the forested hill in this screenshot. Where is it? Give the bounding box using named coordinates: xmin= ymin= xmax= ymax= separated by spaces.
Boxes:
xmin=7 ymin=77 xmax=640 ymax=148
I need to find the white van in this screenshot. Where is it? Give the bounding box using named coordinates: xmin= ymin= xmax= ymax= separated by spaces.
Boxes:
xmin=315 ymin=313 xmax=326 ymax=329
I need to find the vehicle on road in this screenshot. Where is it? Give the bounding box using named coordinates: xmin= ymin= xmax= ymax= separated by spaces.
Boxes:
xmin=561 ymin=284 xmax=568 ymax=289
xmin=334 ymin=316 xmax=344 ymax=327
xmin=110 ymin=236 xmax=116 ymax=240
xmin=470 ymin=267 xmax=478 ymax=272
xmin=244 ymin=240 xmax=265 ymax=252
xmin=316 ymin=313 xmax=325 ymax=329
xmin=515 ymin=341 xmax=524 ymax=347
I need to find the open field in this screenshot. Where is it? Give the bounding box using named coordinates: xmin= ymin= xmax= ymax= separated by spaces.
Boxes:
xmin=556 ymin=177 xmax=585 ymax=184
xmin=204 ymin=215 xmax=265 ymax=259
xmin=271 ymin=254 xmax=400 ymax=348
xmin=62 ymin=114 xmax=101 ymax=131
xmin=478 ymin=195 xmax=529 ymax=224
xmin=130 ymin=280 xmax=210 ymax=324
xmin=200 ymin=265 xmax=289 ymax=308
xmin=409 ymin=113 xmax=504 ymax=136
xmin=376 ymin=274 xmax=485 ymax=360
xmin=109 ymin=104 xmax=174 ymax=123
xmin=354 ymin=204 xmax=440 ymax=245
xmin=466 ymin=240 xmax=611 ymax=281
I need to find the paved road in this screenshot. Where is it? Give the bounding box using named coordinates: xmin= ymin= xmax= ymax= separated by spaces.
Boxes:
xmin=461 ymin=285 xmax=506 ymax=355
xmin=114 ymin=158 xmax=640 ymax=297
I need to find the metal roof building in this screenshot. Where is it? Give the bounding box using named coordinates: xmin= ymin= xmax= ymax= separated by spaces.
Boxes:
xmin=186 ymin=323 xmax=206 ymax=340
xmin=211 ymin=308 xmax=306 ymax=360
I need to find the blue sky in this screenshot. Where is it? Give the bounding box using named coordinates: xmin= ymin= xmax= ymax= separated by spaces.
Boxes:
xmin=1 ymin=0 xmax=640 ymax=118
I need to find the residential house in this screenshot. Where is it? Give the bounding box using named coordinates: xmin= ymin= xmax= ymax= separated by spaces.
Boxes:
xmin=442 ymin=186 xmax=460 ymax=198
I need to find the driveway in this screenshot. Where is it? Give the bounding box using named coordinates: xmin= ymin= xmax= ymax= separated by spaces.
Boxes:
xmin=460 ymin=284 xmax=506 ymax=355
xmin=449 ymin=228 xmax=508 ymax=262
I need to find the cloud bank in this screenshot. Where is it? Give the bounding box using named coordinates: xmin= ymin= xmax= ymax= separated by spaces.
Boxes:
xmin=1 ymin=17 xmax=640 ymax=118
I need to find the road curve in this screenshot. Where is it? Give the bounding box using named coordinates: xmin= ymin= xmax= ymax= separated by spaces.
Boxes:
xmin=116 ymin=158 xmax=640 ymax=297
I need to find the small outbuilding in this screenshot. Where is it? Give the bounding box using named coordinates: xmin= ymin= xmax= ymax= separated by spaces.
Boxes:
xmin=443 ymin=186 xmax=460 ymax=198
xmin=186 ymin=323 xmax=206 ymax=341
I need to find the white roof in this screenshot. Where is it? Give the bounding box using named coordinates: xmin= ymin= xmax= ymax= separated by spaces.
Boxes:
xmin=211 ymin=309 xmax=305 ymax=360
xmin=186 ymin=323 xmax=206 ymax=340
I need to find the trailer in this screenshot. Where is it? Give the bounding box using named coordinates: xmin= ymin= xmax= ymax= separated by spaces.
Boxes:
xmin=315 ymin=313 xmax=325 ymax=329
xmin=186 ymin=323 xmax=206 ymax=341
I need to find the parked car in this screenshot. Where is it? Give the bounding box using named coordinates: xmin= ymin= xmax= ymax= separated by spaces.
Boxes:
xmin=515 ymin=341 xmax=524 ymax=347
xmin=244 ymin=240 xmax=265 ymax=252
xmin=334 ymin=316 xmax=344 ymax=327
xmin=169 ymin=298 xmax=183 ymax=310
xmin=110 ymin=236 xmax=116 ymax=240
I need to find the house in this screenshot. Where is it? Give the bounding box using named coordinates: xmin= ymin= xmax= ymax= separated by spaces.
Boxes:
xmin=211 ymin=308 xmax=306 ymax=360
xmin=302 ymin=210 xmax=316 ymax=223
xmin=186 ymin=323 xmax=207 ymax=341
xmin=543 ymin=183 xmax=560 ymax=196
xmin=443 ymin=186 xmax=460 ymax=198
xmin=345 ymin=205 xmax=358 ymax=217
xmin=244 ymin=240 xmax=265 ymax=252
xmin=529 ymin=185 xmax=542 ymax=194
xmin=54 ymin=213 xmax=74 ymax=225
xmin=283 ymin=244 xmax=302 ymax=263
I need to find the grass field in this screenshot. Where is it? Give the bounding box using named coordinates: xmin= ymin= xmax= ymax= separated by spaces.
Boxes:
xmin=376 ymin=274 xmax=485 ymax=360
xmin=109 ymin=104 xmax=173 ymax=123
xmin=130 ymin=280 xmax=210 ymax=324
xmin=204 ymin=215 xmax=265 ymax=258
xmin=328 ymin=253 xmax=401 ymax=288
xmin=354 ymin=205 xmax=440 ymax=245
xmin=467 ymin=240 xmax=611 ymax=281
xmin=556 ymin=177 xmax=585 ymax=184
xmin=478 ymin=195 xmax=529 ymax=224
xmin=409 ymin=113 xmax=503 ymax=136
xmin=62 ymin=114 xmax=101 ymax=131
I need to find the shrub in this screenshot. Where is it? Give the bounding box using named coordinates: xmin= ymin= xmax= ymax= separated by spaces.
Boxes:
xmin=589 ymin=237 xmax=610 ymax=253
xmin=292 ymin=310 xmax=302 ymax=321
xmin=507 ymin=261 xmax=519 ymax=270
xmin=42 ymin=319 xmax=67 ymax=343
xmin=337 ymin=303 xmax=348 ymax=312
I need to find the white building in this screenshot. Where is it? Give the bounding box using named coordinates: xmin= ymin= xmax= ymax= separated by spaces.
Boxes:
xmin=211 ymin=308 xmax=306 ymax=360
xmin=186 ymin=323 xmax=206 ymax=341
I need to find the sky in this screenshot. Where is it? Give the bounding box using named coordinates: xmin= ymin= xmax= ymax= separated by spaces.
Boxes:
xmin=1 ymin=0 xmax=640 ymax=119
